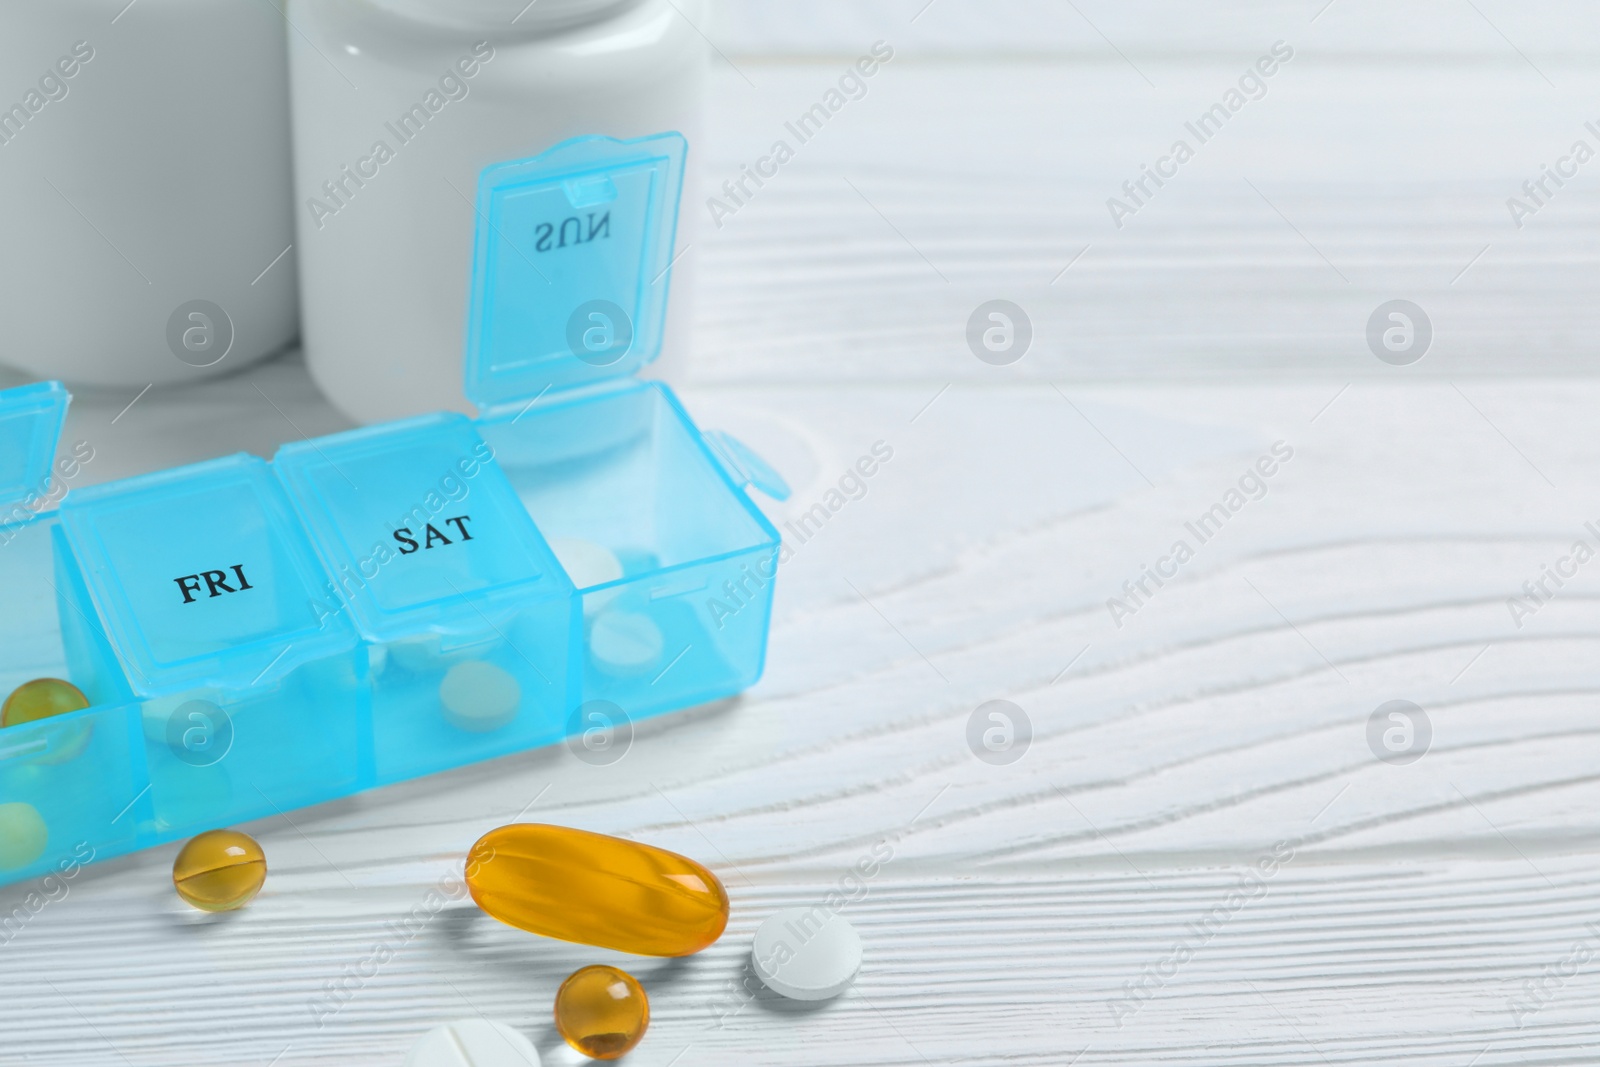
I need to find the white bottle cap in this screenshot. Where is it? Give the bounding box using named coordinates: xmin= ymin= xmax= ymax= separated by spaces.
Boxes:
xmin=365 ymin=0 xmax=633 ymax=32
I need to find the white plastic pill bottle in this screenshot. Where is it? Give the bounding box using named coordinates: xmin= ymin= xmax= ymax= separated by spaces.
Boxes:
xmin=286 ymin=0 xmax=708 ymax=424
xmin=0 ymin=2 xmax=298 ymax=386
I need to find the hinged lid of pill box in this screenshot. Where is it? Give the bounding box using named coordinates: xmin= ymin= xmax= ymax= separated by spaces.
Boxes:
xmin=463 ymin=132 xmax=687 ymax=413
xmin=58 ymin=454 xmax=361 ymax=694
xmin=274 ymin=413 xmax=575 ymax=642
xmin=0 ymin=380 xmax=68 ymax=514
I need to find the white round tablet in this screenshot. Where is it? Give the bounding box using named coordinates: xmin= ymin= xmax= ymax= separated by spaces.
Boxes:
xmin=389 ymin=634 xmax=447 ymax=674
xmin=389 ymin=628 xmax=499 ymax=675
xmin=549 ymin=537 xmax=625 ymax=615
xmin=751 ymin=907 xmax=863 ymax=1001
xmin=439 ymin=661 xmax=521 ymax=732
xmin=404 ymin=1018 xmax=541 ymax=1067
xmin=140 ymin=690 xmax=224 ymax=742
xmin=589 ymin=610 xmax=664 ymax=675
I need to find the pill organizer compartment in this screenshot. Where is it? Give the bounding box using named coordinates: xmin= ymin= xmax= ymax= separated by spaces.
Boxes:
xmin=0 ymin=383 xmax=143 ymax=879
xmin=0 ymin=134 xmax=788 ymax=888
xmin=274 ymin=413 xmax=578 ymax=783
xmin=57 ymin=455 xmax=367 ymax=837
xmin=482 ymin=385 xmax=780 ymax=719
xmin=466 ymin=133 xmax=786 ymax=722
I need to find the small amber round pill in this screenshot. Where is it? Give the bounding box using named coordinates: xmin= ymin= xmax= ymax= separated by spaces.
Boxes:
xmin=466 ymin=823 xmax=729 ymax=957
xmin=172 ymin=829 xmax=266 ymax=912
xmin=2 ymin=678 xmax=89 ymax=727
xmin=555 ymin=965 xmax=649 ymax=1060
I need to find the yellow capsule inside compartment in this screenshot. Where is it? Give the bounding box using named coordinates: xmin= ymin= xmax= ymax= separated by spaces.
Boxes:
xmin=555 ymin=965 xmax=649 ymax=1060
xmin=0 ymin=802 xmax=48 ymax=871
xmin=2 ymin=678 xmax=93 ymax=764
xmin=172 ymin=829 xmax=267 ymax=912
xmin=2 ymin=678 xmax=89 ymax=727
xmin=465 ymin=823 xmax=729 ymax=957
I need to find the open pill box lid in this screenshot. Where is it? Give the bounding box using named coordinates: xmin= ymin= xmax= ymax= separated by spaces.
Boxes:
xmin=0 ymin=380 xmax=69 ymax=515
xmin=57 ymin=455 xmax=362 ymax=694
xmin=463 ymin=132 xmax=686 ymax=413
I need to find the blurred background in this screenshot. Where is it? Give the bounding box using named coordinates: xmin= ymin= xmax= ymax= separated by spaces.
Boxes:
xmin=700 ymin=0 xmax=1600 ymax=380
xmin=4 ymin=0 xmax=1597 ymax=447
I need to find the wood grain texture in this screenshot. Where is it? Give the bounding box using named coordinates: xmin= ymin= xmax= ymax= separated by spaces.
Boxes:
xmin=715 ymin=0 xmax=1600 ymax=59
xmin=6 ymin=375 xmax=1600 ymax=1066
xmin=694 ymin=60 xmax=1600 ymax=379
xmin=4 ymin=53 xmax=1600 ymax=1066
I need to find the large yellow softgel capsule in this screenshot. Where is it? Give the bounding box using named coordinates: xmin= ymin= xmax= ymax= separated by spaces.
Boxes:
xmin=172 ymin=829 xmax=267 ymax=912
xmin=555 ymin=964 xmax=649 ymax=1060
xmin=1 ymin=678 xmax=89 ymax=727
xmin=465 ymin=823 xmax=728 ymax=957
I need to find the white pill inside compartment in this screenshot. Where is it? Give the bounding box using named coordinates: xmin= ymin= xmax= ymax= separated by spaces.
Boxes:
xmin=549 ymin=537 xmax=624 ymax=616
xmin=439 ymin=660 xmax=521 ymax=732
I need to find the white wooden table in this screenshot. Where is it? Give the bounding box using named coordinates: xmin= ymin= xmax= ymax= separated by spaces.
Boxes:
xmin=6 ymin=44 xmax=1600 ymax=1066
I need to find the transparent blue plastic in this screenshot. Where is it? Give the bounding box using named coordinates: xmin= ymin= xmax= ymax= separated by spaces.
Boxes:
xmin=480 ymin=382 xmax=780 ymax=722
xmin=58 ymin=455 xmax=362 ymax=695
xmin=273 ymin=414 xmax=578 ymax=782
xmin=0 ymin=512 xmax=143 ymax=883
xmin=57 ymin=455 xmax=369 ymax=842
xmin=0 ymin=380 xmax=68 ymax=522
xmin=463 ymin=132 xmax=784 ymax=721
xmin=464 ymin=134 xmax=686 ymax=409
xmin=0 ymin=132 xmax=784 ymax=887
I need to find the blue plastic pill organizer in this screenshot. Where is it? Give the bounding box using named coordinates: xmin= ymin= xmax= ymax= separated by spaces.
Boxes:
xmin=0 ymin=133 xmax=788 ymax=886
